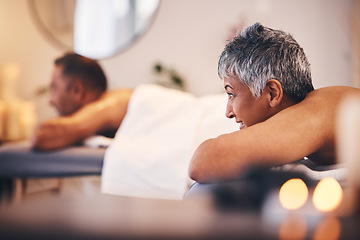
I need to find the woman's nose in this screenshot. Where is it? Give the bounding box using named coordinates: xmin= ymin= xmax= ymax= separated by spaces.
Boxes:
xmin=225 ymin=103 xmax=235 ymax=119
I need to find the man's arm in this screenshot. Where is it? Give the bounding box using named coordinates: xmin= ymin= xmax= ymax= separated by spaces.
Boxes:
xmin=31 ymin=89 xmax=133 ymax=151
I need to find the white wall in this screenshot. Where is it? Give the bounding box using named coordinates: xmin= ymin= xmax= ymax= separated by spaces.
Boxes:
xmin=0 ymin=0 xmax=354 ymax=123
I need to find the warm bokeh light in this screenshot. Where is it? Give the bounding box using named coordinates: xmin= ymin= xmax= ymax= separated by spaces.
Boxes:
xmin=313 ymin=216 xmax=341 ymax=240
xmin=279 ymin=178 xmax=308 ymax=210
xmin=313 ymin=177 xmax=343 ymax=212
xmin=279 ymin=214 xmax=307 ymax=240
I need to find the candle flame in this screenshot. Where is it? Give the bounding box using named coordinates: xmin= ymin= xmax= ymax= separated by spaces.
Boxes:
xmin=313 ymin=177 xmax=343 ymax=212
xmin=279 ymin=178 xmax=308 ymax=210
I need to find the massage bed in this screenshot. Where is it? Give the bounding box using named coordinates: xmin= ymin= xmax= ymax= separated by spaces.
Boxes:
xmin=0 ymin=141 xmax=105 ymax=178
xmin=0 ymin=140 xmax=105 ymax=203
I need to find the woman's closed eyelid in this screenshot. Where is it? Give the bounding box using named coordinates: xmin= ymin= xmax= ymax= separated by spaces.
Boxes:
xmin=226 ymin=92 xmax=234 ymax=100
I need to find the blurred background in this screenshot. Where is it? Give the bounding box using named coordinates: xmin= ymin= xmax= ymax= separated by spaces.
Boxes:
xmin=1 ymin=2 xmax=360 ymax=238
xmin=0 ymin=0 xmax=358 ymax=124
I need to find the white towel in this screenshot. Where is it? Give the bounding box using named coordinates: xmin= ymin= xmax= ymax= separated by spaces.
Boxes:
xmin=101 ymin=84 xmax=238 ymax=200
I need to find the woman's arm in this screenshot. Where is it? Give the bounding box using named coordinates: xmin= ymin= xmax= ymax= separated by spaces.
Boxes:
xmin=31 ymin=89 xmax=133 ymax=151
xmin=188 ymin=88 xmax=339 ymax=183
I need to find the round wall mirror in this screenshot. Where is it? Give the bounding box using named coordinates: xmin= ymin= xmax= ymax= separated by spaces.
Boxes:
xmin=29 ymin=0 xmax=160 ymax=59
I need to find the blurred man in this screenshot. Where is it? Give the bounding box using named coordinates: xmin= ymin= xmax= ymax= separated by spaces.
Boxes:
xmin=32 ymin=53 xmax=133 ymax=150
xmin=50 ymin=53 xmax=107 ymax=116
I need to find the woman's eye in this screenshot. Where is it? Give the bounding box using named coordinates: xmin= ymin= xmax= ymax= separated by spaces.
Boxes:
xmin=227 ymin=92 xmax=234 ymax=99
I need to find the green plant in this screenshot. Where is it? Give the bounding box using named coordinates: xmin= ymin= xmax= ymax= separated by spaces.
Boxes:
xmin=153 ymin=63 xmax=186 ymax=91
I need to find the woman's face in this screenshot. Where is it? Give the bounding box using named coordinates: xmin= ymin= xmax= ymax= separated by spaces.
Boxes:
xmin=224 ymin=77 xmax=272 ymax=129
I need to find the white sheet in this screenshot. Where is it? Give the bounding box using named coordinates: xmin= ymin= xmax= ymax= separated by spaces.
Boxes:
xmin=101 ymin=84 xmax=238 ymax=200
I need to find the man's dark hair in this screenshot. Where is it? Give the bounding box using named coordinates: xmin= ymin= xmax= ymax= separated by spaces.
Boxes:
xmin=55 ymin=53 xmax=107 ymax=94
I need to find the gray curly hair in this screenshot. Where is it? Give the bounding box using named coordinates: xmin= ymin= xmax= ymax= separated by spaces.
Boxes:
xmin=218 ymin=23 xmax=314 ymax=102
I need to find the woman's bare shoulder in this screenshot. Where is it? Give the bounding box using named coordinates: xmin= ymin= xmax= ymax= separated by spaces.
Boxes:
xmin=306 ymin=86 xmax=360 ymax=100
xmin=297 ymin=86 xmax=360 ymax=113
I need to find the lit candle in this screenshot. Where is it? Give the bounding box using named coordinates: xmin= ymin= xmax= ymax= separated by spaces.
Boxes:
xmin=19 ymin=100 xmax=37 ymax=139
xmin=1 ymin=63 xmax=20 ymax=101
xmin=4 ymin=100 xmax=22 ymax=141
xmin=0 ymin=100 xmax=5 ymax=140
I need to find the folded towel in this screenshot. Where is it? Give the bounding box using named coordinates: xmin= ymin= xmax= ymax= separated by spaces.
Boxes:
xmin=101 ymin=84 xmax=238 ymax=199
xmin=83 ymin=135 xmax=114 ymax=148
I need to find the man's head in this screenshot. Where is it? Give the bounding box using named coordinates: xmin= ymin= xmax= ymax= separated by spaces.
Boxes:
xmin=49 ymin=53 xmax=107 ymax=116
xmin=218 ymin=23 xmax=314 ymax=128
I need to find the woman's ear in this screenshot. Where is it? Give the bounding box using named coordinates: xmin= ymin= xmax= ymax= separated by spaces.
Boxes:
xmin=265 ymin=79 xmax=283 ymax=108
